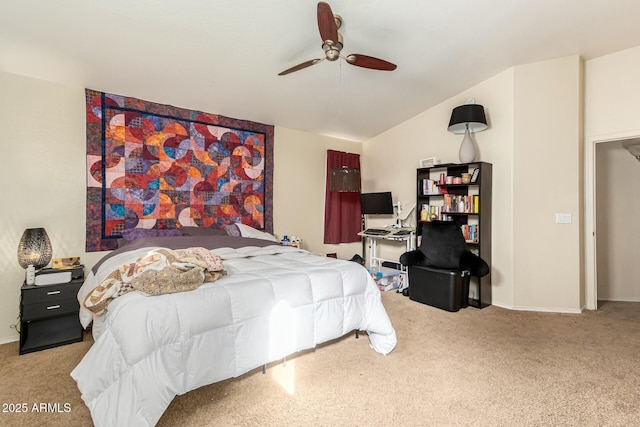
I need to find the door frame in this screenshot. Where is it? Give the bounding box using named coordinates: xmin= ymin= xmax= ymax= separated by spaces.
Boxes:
xmin=585 ymin=129 xmax=640 ymax=310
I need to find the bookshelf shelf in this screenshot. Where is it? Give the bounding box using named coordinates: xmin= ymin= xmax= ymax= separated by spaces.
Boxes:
xmin=440 ymin=212 xmax=478 ymax=215
xmin=435 ymin=184 xmax=478 ymax=188
xmin=415 ymin=161 xmax=492 ymax=308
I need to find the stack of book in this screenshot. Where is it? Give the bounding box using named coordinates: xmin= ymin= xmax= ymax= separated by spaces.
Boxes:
xmin=442 ymin=194 xmax=479 ymax=213
xmin=461 ymin=224 xmax=479 ymax=243
xmin=421 ymin=179 xmax=439 ymax=195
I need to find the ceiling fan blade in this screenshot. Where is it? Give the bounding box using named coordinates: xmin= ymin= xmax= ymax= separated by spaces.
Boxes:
xmin=278 ymin=58 xmax=324 ymax=76
xmin=346 ymin=54 xmax=397 ymax=71
xmin=317 ymin=2 xmax=338 ymax=43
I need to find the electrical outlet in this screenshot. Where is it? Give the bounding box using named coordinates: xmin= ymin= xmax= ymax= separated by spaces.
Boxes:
xmin=555 ymin=213 xmax=572 ymax=224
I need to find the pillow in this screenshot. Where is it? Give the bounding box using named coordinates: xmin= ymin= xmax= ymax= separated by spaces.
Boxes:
xmin=224 ymin=224 xmax=241 ymax=237
xmin=179 ymin=226 xmax=227 ymax=237
xmin=120 ymin=228 xmax=182 ymax=243
xmin=399 ymin=249 xmax=427 ymax=267
xmin=404 ymin=222 xmax=489 ymax=277
xmin=419 ymin=221 xmax=469 ymax=270
xmin=230 ymin=223 xmax=278 ymax=242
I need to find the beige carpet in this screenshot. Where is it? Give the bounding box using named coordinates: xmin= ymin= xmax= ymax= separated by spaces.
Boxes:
xmin=1 ymin=293 xmax=639 ymax=427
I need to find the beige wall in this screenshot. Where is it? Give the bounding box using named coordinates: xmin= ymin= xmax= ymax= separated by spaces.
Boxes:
xmin=512 ymin=55 xmax=583 ymax=311
xmin=595 ymin=141 xmax=640 ymax=301
xmin=0 ymin=71 xmax=362 ymax=344
xmin=4 ymin=44 xmax=640 ymax=342
xmin=0 ymin=72 xmax=104 ymax=344
xmin=585 ymin=45 xmax=640 ymax=137
xmin=364 ymin=55 xmax=585 ymax=312
xmin=272 ymin=126 xmax=362 ymax=259
xmin=584 ymin=45 xmax=640 ymax=306
xmin=363 ymin=69 xmax=516 ymax=306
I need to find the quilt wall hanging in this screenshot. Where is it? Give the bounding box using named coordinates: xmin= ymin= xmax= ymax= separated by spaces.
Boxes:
xmin=85 ymin=89 xmax=274 ymax=252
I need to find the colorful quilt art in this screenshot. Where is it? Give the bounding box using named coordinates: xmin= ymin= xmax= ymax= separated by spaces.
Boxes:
xmin=85 ymin=89 xmax=274 ymax=252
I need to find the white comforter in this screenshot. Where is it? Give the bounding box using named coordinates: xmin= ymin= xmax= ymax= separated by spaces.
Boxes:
xmin=71 ymin=245 xmax=397 ymax=427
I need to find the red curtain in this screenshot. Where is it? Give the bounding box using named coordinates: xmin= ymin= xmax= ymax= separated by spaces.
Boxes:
xmin=324 ymin=150 xmax=362 ymax=244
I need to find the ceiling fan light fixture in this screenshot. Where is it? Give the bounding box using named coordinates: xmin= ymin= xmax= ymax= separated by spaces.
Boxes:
xmin=278 ymin=2 xmax=397 ymax=76
xmin=322 ymin=40 xmax=343 ymax=61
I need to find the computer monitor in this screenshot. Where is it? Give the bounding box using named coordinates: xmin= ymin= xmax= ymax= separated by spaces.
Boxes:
xmin=360 ymin=192 xmax=394 ymax=215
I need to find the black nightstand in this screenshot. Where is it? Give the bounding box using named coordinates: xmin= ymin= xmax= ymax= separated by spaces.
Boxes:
xmin=19 ymin=276 xmax=84 ymax=355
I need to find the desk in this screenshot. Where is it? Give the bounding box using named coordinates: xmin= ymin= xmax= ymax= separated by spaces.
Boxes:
xmin=358 ymin=228 xmax=415 ymax=270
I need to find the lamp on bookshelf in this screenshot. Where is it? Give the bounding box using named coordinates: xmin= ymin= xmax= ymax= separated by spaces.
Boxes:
xmin=448 ymin=99 xmax=488 ymax=163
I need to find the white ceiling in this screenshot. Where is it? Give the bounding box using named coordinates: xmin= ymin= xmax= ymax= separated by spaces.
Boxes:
xmin=2 ymin=0 xmax=640 ymax=142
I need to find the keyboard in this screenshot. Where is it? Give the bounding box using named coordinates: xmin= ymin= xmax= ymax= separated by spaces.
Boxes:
xmin=363 ymin=228 xmax=391 ymax=235
xmin=393 ymin=229 xmax=413 ymax=236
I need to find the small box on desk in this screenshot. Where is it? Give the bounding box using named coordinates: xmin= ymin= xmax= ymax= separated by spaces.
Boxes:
xmin=408 ymin=266 xmax=470 ymax=312
xmin=369 ymin=267 xmax=407 ymax=292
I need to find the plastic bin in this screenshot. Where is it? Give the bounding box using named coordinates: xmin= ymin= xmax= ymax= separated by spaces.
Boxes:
xmin=408 ymin=266 xmax=470 ymax=312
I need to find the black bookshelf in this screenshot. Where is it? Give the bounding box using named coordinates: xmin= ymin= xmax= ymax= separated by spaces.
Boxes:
xmin=416 ymin=162 xmax=492 ymax=308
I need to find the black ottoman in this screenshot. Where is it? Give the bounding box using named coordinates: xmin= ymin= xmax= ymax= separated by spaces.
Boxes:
xmin=408 ymin=266 xmax=470 ymax=312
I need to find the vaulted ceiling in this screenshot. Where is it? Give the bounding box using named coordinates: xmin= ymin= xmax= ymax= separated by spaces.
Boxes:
xmin=2 ymin=0 xmax=640 ymax=141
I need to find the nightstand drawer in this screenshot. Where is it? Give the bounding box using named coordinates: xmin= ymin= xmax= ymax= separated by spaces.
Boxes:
xmin=22 ymin=281 xmax=82 ymax=304
xmin=22 ymin=298 xmax=80 ymax=321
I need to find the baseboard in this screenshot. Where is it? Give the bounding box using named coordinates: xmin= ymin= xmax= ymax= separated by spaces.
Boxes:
xmin=0 ymin=335 xmax=19 ymax=345
xmin=494 ymin=299 xmax=639 ymax=312
xmin=493 ymin=301 xmax=582 ymax=314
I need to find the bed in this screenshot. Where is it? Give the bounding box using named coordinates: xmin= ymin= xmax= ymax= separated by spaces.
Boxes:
xmin=71 ymin=234 xmax=397 ymax=427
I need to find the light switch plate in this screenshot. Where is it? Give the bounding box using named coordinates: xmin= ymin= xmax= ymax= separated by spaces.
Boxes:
xmin=555 ymin=213 xmax=572 ymax=224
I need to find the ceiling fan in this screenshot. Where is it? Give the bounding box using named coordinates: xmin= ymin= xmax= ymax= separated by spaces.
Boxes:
xmin=278 ymin=1 xmax=397 ymax=76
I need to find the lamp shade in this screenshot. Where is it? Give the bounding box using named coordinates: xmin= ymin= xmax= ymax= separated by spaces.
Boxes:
xmin=330 ymin=167 xmax=361 ymax=192
xmin=17 ymin=228 xmax=52 ymax=269
xmin=447 ymin=104 xmax=488 ymax=134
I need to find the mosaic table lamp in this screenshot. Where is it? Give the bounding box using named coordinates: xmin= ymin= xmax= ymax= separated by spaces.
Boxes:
xmin=17 ymin=227 xmax=52 ymax=270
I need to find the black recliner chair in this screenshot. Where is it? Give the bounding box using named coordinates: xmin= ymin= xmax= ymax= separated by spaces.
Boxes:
xmin=400 ymin=221 xmax=489 ymax=311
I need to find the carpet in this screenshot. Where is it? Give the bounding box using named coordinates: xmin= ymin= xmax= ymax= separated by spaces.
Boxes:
xmin=1 ymin=293 xmax=638 ymax=426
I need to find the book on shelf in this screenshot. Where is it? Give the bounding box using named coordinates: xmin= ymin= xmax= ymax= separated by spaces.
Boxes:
xmin=421 ymin=179 xmax=446 ymax=195
xmin=461 ymin=224 xmax=479 ymax=243
xmin=442 ymin=194 xmax=479 ymax=213
xmin=421 ymin=178 xmax=449 ymax=195
xmin=422 ymin=178 xmax=434 ymax=195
